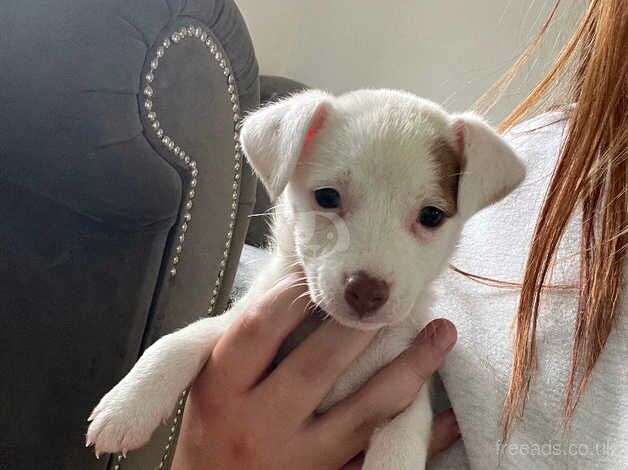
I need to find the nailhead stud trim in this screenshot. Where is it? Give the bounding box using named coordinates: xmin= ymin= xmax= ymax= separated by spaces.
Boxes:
xmin=116 ymin=23 xmax=243 ymax=470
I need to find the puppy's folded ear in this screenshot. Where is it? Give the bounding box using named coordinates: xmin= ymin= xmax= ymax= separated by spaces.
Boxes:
xmin=452 ymin=113 xmax=526 ymax=219
xmin=240 ymin=90 xmax=332 ymax=200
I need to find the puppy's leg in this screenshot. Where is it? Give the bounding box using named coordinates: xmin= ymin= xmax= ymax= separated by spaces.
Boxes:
xmin=362 ymin=386 xmax=432 ymax=470
xmin=86 ymin=311 xmax=235 ymax=456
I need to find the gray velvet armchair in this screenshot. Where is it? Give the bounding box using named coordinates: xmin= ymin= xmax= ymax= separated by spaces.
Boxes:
xmin=0 ymin=1 xmax=301 ymax=468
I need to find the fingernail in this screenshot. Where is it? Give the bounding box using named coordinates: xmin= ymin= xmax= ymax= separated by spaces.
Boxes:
xmin=428 ymin=319 xmax=457 ymax=353
xmin=447 ymin=410 xmax=460 ymax=436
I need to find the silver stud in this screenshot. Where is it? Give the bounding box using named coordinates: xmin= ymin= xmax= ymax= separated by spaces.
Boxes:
xmin=219 ymin=59 xmax=226 ymax=69
xmin=150 ymin=58 xmax=159 ymax=69
xmin=228 ymin=74 xmax=235 ymax=84
xmin=187 ymin=25 xmax=195 ymax=35
xmin=189 ymin=189 xmax=195 ymax=199
xmin=205 ymin=38 xmax=213 ymax=47
xmin=232 ymin=182 xmax=238 ymax=190
xmin=212 ymin=288 xmax=218 ymax=296
xmin=200 ymin=31 xmax=207 ymax=41
xmin=162 ymin=136 xmax=171 ymax=145
xmin=144 ymin=100 xmax=153 ymax=110
xmin=173 ymin=256 xmax=179 ymax=265
xmin=145 ymin=72 xmax=154 ymax=83
xmin=231 ymin=201 xmax=237 ymax=210
xmin=156 ymin=128 xmax=164 ymax=138
xmin=210 ymin=298 xmax=216 ymax=305
xmin=191 ymin=168 xmax=198 ymax=177
xmin=215 ymin=51 xmax=222 ymax=61
xmin=152 ymin=120 xmax=160 ymax=130
xmin=179 ymin=150 xmax=186 ymax=160
xmin=147 ymin=111 xmax=156 ymax=121
xmin=114 ymin=466 xmax=119 ymax=470
xmin=177 ymin=407 xmax=182 ymax=415
xmin=168 ymin=434 xmax=174 ymax=442
xmin=235 ymin=152 xmax=241 ymax=161
xmin=194 ymin=27 xmax=201 ymax=38
xmin=181 ymin=222 xmax=188 ymax=232
xmin=229 ymin=220 xmax=235 ymax=229
xmin=185 ymin=200 xmax=193 ymax=210
xmin=184 ymin=155 xmax=190 ymax=164
xmin=158 ymin=462 xmax=164 ymax=469
xmin=232 ymin=103 xmax=238 ymax=113
xmin=165 ymin=443 xmax=171 ymax=452
xmin=167 ymin=140 xmax=175 ymax=150
xmin=210 ymin=44 xmax=217 ymax=54
xmin=189 ymin=161 xmax=197 ymax=168
xmin=223 ymin=67 xmax=230 ymax=76
xmin=184 ymin=213 xmax=192 ymax=222
xmin=179 ymin=27 xmax=187 ymax=37
xmin=223 ymin=249 xmax=229 ymax=257
xmin=235 ymin=173 xmax=240 ymax=181
xmin=230 ymin=212 xmax=236 ymax=220
xmin=178 ymin=234 xmax=185 ymax=244
xmin=173 ymin=146 xmax=181 ymax=156
xmin=163 ymin=38 xmax=171 ymax=48
xmin=219 ymin=259 xmax=226 ymax=268
xmin=172 ymin=32 xmax=181 ymax=43
xmin=173 ymin=416 xmax=178 ymax=424
xmin=170 ymin=268 xmax=177 ymax=277
xmin=176 ymin=245 xmax=182 ymax=254
xmin=227 ymin=230 xmax=233 ymax=239
xmin=144 ymin=85 xmax=154 ymax=97
xmin=233 ymin=113 xmax=240 ymax=122
xmin=190 ymin=179 xmax=197 ymax=188
xmin=156 ymin=47 xmax=165 ymax=58
xmin=234 ymin=163 xmax=240 ymax=171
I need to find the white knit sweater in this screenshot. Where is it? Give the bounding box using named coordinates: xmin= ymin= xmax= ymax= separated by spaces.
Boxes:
xmin=429 ymin=112 xmax=628 ymax=469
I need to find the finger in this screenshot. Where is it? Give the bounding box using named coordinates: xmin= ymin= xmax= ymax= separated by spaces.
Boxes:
xmin=208 ymin=272 xmax=314 ymax=392
xmin=256 ymin=318 xmax=378 ymax=426
xmin=428 ymin=408 xmax=460 ymax=458
xmin=312 ymin=319 xmax=457 ymax=450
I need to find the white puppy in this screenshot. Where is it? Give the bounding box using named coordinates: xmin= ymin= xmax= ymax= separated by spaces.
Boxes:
xmin=87 ymin=89 xmax=524 ymax=468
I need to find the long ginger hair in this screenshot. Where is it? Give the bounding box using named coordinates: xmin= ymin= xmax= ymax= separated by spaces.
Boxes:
xmin=471 ymin=0 xmax=627 ymax=441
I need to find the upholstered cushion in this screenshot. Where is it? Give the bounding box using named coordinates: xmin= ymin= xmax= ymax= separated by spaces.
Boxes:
xmin=0 ymin=1 xmax=259 ymax=469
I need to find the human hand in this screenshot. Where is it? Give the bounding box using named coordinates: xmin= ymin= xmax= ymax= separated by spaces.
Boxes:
xmin=172 ymin=274 xmax=458 ymax=469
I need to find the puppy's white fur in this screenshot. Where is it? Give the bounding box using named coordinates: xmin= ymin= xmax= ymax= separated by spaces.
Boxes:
xmin=87 ymin=89 xmax=524 ymax=468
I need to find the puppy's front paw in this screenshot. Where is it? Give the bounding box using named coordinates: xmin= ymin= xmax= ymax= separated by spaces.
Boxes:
xmin=362 ymin=425 xmax=428 ymax=470
xmin=86 ymin=377 xmax=177 ymax=457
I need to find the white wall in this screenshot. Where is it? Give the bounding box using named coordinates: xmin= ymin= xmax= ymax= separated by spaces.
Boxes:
xmin=235 ymin=0 xmax=583 ymax=122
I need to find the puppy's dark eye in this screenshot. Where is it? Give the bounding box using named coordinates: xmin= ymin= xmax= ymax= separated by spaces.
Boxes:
xmin=314 ymin=188 xmax=341 ymax=209
xmin=418 ymin=206 xmax=445 ymax=228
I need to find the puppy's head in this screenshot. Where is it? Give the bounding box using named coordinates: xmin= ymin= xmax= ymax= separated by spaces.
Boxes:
xmin=241 ymin=89 xmax=524 ymax=330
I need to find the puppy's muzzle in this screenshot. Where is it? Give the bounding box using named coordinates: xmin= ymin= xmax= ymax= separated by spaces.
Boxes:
xmin=344 ymin=271 xmax=390 ymax=318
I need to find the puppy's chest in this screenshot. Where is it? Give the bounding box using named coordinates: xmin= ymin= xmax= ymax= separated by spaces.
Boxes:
xmin=273 ymin=313 xmax=422 ymax=411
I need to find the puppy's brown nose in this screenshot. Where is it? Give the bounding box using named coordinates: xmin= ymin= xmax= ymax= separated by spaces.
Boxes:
xmin=344 ymin=271 xmax=389 ymax=317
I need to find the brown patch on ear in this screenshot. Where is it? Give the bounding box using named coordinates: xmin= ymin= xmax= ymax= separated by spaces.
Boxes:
xmin=430 ymin=138 xmax=462 ymax=216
